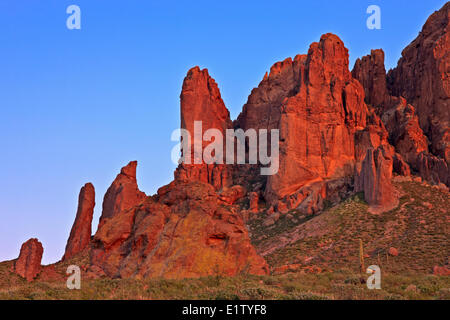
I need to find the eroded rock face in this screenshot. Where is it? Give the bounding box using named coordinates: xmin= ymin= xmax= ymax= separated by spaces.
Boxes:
xmin=387 ymin=2 xmax=450 ymax=161
xmin=382 ymin=99 xmax=448 ymax=185
xmin=63 ymin=183 xmax=95 ymax=260
xmin=393 ymin=153 xmax=411 ymax=176
xmin=266 ymin=34 xmax=369 ymax=206
xmin=90 ymin=163 xmax=268 ymax=279
xmin=416 ymin=152 xmax=449 ymax=186
xmin=236 ymin=55 xmax=307 ymax=132
xmin=148 ymin=181 xmax=268 ymax=278
xmin=381 ymin=99 xmax=429 ymax=164
xmin=180 ymin=66 xmax=232 ymax=140
xmin=352 ymin=46 xmax=449 ymax=186
xmin=88 ymin=68 xmax=272 ymax=279
xmin=234 ymin=33 xmax=399 ymax=213
xmin=175 ymin=67 xmax=233 ymax=191
xmin=355 ymin=111 xmax=392 ymax=162
xmin=352 ymin=49 xmax=388 ymax=108
xmin=355 ymin=147 xmax=396 ymax=210
xmin=97 ymin=161 xmax=146 ymax=230
xmin=218 ymin=185 xmax=246 ymax=205
xmin=12 ymin=238 xmax=43 ymax=281
xmin=248 ymin=192 xmax=259 ymax=213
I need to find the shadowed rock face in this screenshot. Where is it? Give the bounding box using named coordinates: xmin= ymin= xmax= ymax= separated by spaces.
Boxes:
xmin=355 ymin=146 xmax=396 ymax=211
xmin=351 ymin=6 xmax=450 ymax=187
xmin=352 ymin=49 xmax=388 ymax=108
xmin=381 ymin=99 xmax=429 ymax=164
xmin=387 ymin=2 xmax=450 ymax=162
xmin=63 ymin=183 xmax=95 ymax=260
xmin=416 ymin=152 xmax=450 ymax=186
xmin=12 ymin=238 xmax=43 ymax=281
xmin=381 ymin=98 xmax=448 ymax=185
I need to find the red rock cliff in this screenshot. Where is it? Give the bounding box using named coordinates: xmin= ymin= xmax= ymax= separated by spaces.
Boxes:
xmin=351 ymin=20 xmax=449 ymax=186
xmin=265 ymin=34 xmax=369 ymax=207
xmin=175 ymin=67 xmax=233 ymax=190
xmin=387 ymin=2 xmax=450 ymax=162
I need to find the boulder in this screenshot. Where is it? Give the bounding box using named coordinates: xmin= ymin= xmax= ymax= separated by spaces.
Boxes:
xmin=388 ymin=247 xmax=399 ymax=256
xmin=433 ymin=265 xmax=450 ymax=276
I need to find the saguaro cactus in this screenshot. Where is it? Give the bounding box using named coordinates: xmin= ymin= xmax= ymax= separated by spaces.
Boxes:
xmin=359 ymin=239 xmax=365 ymax=273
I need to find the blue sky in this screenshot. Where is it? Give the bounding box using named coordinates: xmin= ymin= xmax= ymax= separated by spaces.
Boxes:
xmin=0 ymin=0 xmax=447 ymax=264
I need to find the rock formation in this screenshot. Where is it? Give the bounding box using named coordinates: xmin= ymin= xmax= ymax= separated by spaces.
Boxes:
xmin=9 ymin=4 xmax=449 ymax=281
xmin=97 ymin=161 xmax=146 ymax=230
xmin=175 ymin=67 xmax=233 ymax=191
xmin=387 ymin=2 xmax=450 ymax=161
xmin=235 ymin=33 xmax=400 ymax=211
xmin=236 ymin=34 xmax=379 ymax=210
xmin=381 ymin=98 xmax=428 ymax=164
xmin=416 ymin=152 xmax=449 ymax=186
xmin=218 ymin=185 xmax=246 ymax=205
xmin=248 ymin=192 xmax=259 ymax=213
xmin=235 ymin=34 xmax=368 ymax=212
xmin=351 ymin=11 xmax=450 ymax=187
xmin=90 ymin=162 xmax=268 ymax=279
xmin=236 ymin=55 xmax=306 ymax=133
xmin=355 ymin=147 xmax=396 ymax=211
xmin=12 ymin=238 xmax=43 ymax=281
xmin=267 ymin=34 xmax=368 ymax=204
xmin=63 ymin=183 xmax=95 ymax=260
xmin=352 ymin=49 xmax=388 ymax=108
